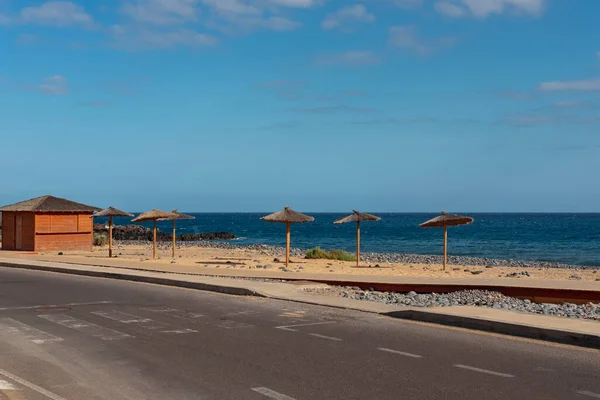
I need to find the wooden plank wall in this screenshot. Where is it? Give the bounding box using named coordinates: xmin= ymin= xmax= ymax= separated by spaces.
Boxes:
xmin=20 ymin=212 xmax=35 ymax=251
xmin=34 ymin=213 xmax=93 ymax=252
xmin=1 ymin=212 xmax=15 ymax=250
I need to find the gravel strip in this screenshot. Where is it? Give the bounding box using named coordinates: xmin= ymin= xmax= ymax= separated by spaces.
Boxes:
xmin=304 ymin=287 xmax=600 ymax=321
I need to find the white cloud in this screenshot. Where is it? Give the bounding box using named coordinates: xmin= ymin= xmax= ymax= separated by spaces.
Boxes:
xmin=109 ymin=26 xmax=218 ymax=49
xmin=20 ymin=1 xmax=93 ymax=27
xmin=434 ymin=2 xmax=466 ymax=17
xmin=266 ymin=0 xmax=323 ymax=7
xmin=388 ymin=25 xmax=457 ymax=54
xmin=0 ymin=14 xmax=10 ymax=25
xmin=121 ymin=0 xmax=200 ymax=25
xmin=596 ymin=52 xmax=600 ymax=60
xmin=538 ymin=79 xmax=600 ymax=92
xmin=315 ymin=51 xmax=380 ymax=66
xmin=456 ymin=0 xmax=545 ymax=18
xmin=200 ymin=0 xmax=261 ymax=15
xmin=34 ymin=76 xmax=68 ymax=95
xmin=321 ymin=4 xmax=375 ymax=31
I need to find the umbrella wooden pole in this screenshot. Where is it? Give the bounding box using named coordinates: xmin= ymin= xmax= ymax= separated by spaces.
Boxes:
xmin=172 ymin=220 xmax=176 ymax=258
xmin=356 ymin=221 xmax=361 ymax=267
xmin=153 ymin=219 xmax=157 ymax=260
xmin=285 ymin=222 xmax=291 ymax=268
xmin=108 ymin=216 xmax=113 ymax=258
xmin=443 ymin=225 xmax=448 ymax=271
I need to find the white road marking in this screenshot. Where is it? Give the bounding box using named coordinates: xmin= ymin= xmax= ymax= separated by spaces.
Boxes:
xmin=308 ymin=333 xmax=343 ymax=342
xmin=275 ymin=321 xmax=336 ymax=332
xmin=0 ymin=318 xmax=63 ymax=344
xmin=0 ymin=301 xmax=112 ymax=311
xmin=217 ymin=320 xmax=254 ymax=329
xmin=91 ymin=311 xmax=167 ymax=330
xmin=0 ymin=367 xmax=67 ymax=400
xmin=143 ymin=307 xmax=204 ymax=319
xmin=454 ymin=364 xmax=514 ymax=378
xmin=377 ymin=347 xmax=422 ymax=358
xmin=39 ymin=314 xmax=132 ymax=340
xmin=251 ymin=387 xmax=296 ymax=400
xmin=576 ymin=390 xmax=600 ymax=398
xmin=0 ymin=379 xmax=18 ymax=390
xmin=160 ymin=329 xmax=198 ymax=334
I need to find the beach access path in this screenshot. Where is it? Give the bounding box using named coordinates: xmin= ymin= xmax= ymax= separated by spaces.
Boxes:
xmin=0 ymin=251 xmax=598 ymax=349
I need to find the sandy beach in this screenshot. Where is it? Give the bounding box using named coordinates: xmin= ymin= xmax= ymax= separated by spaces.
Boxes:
xmin=41 ymin=241 xmax=600 ymax=283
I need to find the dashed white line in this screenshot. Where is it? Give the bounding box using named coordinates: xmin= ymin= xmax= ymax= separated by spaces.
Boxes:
xmin=143 ymin=307 xmax=204 ymax=319
xmin=39 ymin=314 xmax=132 ymax=340
xmin=0 ymin=318 xmax=63 ymax=344
xmin=377 ymin=347 xmax=422 ymax=358
xmin=251 ymin=387 xmax=296 ymax=400
xmin=275 ymin=321 xmax=336 ymax=332
xmin=454 ymin=364 xmax=514 ymax=378
xmin=0 ymin=367 xmax=67 ymax=400
xmin=308 ymin=333 xmax=343 ymax=342
xmin=576 ymin=390 xmax=600 ymax=398
xmin=0 ymin=379 xmax=18 ymax=390
xmin=0 ymin=301 xmax=112 ymax=311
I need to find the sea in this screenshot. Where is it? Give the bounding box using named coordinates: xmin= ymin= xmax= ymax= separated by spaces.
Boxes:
xmin=100 ymin=213 xmax=600 ymax=267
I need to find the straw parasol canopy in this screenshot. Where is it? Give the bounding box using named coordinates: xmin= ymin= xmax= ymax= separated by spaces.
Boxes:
xmin=132 ymin=209 xmax=178 ymax=259
xmin=334 ymin=211 xmax=381 ymax=266
xmin=261 ymin=206 xmax=314 ymax=268
xmin=93 ymin=207 xmax=133 ymax=258
xmin=419 ymin=211 xmax=474 ymax=271
xmin=159 ymin=210 xmax=195 ymax=258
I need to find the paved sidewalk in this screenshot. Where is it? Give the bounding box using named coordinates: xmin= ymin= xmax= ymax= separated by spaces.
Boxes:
xmin=4 ymin=252 xmax=600 ymax=292
xmin=0 ymin=255 xmax=598 ymax=349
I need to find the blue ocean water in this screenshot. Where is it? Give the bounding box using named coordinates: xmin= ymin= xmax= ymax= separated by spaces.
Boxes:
xmin=101 ymin=213 xmax=600 ymax=266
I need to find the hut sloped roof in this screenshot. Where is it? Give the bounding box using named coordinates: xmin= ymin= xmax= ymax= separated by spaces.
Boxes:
xmin=159 ymin=210 xmax=195 ymax=221
xmin=261 ymin=206 xmax=314 ymax=224
xmin=419 ymin=211 xmax=474 ymax=228
xmin=93 ymin=207 xmax=134 ymax=218
xmin=334 ymin=210 xmax=381 ymax=224
xmin=132 ymin=209 xmax=177 ymax=222
xmin=0 ymin=195 xmax=100 ymax=213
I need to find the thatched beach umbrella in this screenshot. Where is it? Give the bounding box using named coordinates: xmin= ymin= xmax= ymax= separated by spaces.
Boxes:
xmin=132 ymin=209 xmax=177 ymax=259
xmin=159 ymin=209 xmax=195 ymax=258
xmin=93 ymin=207 xmax=134 ymax=258
xmin=261 ymin=206 xmax=314 ymax=268
xmin=334 ymin=210 xmax=381 ymax=267
xmin=419 ymin=211 xmax=474 ymax=271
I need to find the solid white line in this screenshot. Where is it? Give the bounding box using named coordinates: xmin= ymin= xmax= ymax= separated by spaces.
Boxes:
xmin=160 ymin=329 xmax=198 ymax=334
xmin=0 ymin=368 xmax=67 ymax=400
xmin=576 ymin=390 xmax=600 ymax=398
xmin=275 ymin=321 xmax=336 ymax=332
xmin=0 ymin=301 xmax=112 ymax=311
xmin=143 ymin=307 xmax=204 ymax=319
xmin=0 ymin=318 xmax=63 ymax=344
xmin=251 ymin=387 xmax=296 ymax=400
xmin=0 ymin=379 xmax=18 ymax=390
xmin=454 ymin=364 xmax=514 ymax=378
xmin=308 ymin=333 xmax=343 ymax=342
xmin=377 ymin=347 xmax=422 ymax=358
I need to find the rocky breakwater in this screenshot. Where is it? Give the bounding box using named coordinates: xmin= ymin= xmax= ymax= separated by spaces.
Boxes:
xmin=305 ymin=287 xmax=600 ymax=322
xmin=93 ymin=224 xmax=237 ymax=242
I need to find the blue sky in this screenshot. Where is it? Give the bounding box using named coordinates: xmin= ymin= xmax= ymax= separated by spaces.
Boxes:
xmin=0 ymin=0 xmax=599 ymax=212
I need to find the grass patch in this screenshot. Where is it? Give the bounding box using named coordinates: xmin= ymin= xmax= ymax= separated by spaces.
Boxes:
xmin=93 ymin=233 xmax=108 ymax=247
xmin=305 ymin=247 xmax=356 ymax=262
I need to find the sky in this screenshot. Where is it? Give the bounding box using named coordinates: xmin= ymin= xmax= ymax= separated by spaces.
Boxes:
xmin=0 ymin=0 xmax=599 ymax=212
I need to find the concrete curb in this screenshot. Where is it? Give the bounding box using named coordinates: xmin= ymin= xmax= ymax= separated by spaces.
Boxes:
xmin=1 ymin=260 xmax=598 ymax=350
xmin=0 ymin=261 xmax=265 ymax=298
xmin=385 ymin=310 xmax=600 ymax=349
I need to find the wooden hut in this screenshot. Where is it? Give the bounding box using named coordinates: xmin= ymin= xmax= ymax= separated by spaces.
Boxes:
xmin=0 ymin=195 xmax=99 ymax=252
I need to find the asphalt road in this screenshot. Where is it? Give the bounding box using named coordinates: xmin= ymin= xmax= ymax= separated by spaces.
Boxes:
xmin=0 ymin=267 xmax=598 ymax=400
